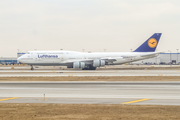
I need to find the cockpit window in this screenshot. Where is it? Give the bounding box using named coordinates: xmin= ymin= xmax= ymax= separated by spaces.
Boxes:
xmin=27 ymin=52 xmax=30 ymax=54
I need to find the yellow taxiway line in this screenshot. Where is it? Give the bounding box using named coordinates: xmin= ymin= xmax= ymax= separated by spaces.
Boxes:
xmin=122 ymin=99 xmax=150 ymax=104
xmin=0 ymin=97 xmax=19 ymax=102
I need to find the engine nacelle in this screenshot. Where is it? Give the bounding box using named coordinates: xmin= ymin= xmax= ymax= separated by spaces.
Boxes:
xmin=93 ymin=59 xmax=105 ymax=67
xmin=73 ymin=62 xmax=85 ymax=69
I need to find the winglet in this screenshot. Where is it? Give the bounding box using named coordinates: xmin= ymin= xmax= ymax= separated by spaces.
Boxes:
xmin=133 ymin=33 xmax=162 ymax=52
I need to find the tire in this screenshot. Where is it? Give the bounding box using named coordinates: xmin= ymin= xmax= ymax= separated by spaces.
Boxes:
xmin=89 ymin=66 xmax=96 ymax=70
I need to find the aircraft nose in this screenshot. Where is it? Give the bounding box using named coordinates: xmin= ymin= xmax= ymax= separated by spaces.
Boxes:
xmin=17 ymin=57 xmax=22 ymax=62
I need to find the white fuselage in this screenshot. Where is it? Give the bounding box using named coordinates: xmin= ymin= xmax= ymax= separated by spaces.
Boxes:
xmin=18 ymin=51 xmax=158 ymax=67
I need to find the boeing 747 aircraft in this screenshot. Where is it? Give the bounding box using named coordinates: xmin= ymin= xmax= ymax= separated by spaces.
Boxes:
xmin=18 ymin=33 xmax=162 ymax=70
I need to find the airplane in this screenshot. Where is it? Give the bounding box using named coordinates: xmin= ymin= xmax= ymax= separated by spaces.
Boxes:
xmin=18 ymin=33 xmax=162 ymax=70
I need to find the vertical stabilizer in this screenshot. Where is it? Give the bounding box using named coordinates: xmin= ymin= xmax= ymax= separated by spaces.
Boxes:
xmin=134 ymin=33 xmax=162 ymax=52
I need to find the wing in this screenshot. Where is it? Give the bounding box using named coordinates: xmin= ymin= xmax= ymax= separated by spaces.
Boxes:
xmin=63 ymin=52 xmax=163 ymax=67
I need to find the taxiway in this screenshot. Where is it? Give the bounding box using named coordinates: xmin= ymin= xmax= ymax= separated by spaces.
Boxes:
xmin=0 ymin=70 xmax=180 ymax=76
xmin=0 ymin=81 xmax=180 ymax=105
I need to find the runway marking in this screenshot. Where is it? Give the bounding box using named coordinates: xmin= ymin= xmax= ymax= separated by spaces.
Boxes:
xmin=122 ymin=99 xmax=150 ymax=104
xmin=0 ymin=97 xmax=19 ymax=102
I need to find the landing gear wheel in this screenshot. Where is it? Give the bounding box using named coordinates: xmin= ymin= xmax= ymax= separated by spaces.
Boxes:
xmin=84 ymin=65 xmax=96 ymax=70
xmin=82 ymin=68 xmax=89 ymax=70
xmin=31 ymin=66 xmax=34 ymax=70
xmin=89 ymin=67 xmax=96 ymax=70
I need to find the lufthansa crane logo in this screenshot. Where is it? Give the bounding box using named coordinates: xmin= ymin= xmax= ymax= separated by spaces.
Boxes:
xmin=148 ymin=38 xmax=157 ymax=48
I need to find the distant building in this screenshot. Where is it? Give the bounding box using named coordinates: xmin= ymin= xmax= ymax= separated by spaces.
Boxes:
xmin=159 ymin=53 xmax=180 ymax=64
xmin=0 ymin=57 xmax=17 ymax=65
xmin=17 ymin=53 xmax=26 ymax=58
xmin=133 ymin=53 xmax=180 ymax=65
xmin=0 ymin=53 xmax=26 ymax=65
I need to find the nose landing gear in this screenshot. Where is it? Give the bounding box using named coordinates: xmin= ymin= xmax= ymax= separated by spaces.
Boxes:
xmin=31 ymin=65 xmax=34 ymax=70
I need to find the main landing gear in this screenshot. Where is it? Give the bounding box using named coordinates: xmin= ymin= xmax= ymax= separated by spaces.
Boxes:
xmin=82 ymin=65 xmax=96 ymax=70
xmin=31 ymin=65 xmax=34 ymax=70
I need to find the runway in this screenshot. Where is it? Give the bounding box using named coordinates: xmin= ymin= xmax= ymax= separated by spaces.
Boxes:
xmin=0 ymin=70 xmax=180 ymax=76
xmin=0 ymin=81 xmax=180 ymax=105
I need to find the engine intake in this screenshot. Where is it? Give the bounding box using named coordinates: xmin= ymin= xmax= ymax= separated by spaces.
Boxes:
xmin=73 ymin=62 xmax=85 ymax=69
xmin=93 ymin=59 xmax=105 ymax=67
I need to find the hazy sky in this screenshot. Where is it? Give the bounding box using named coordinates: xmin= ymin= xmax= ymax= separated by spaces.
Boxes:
xmin=0 ymin=0 xmax=180 ymax=57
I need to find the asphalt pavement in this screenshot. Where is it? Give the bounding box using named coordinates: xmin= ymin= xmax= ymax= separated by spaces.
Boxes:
xmin=0 ymin=70 xmax=180 ymax=76
xmin=0 ymin=81 xmax=180 ymax=105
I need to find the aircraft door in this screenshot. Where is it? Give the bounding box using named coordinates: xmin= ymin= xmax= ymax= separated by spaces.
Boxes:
xmin=32 ymin=52 xmax=38 ymax=61
xmin=58 ymin=53 xmax=65 ymax=62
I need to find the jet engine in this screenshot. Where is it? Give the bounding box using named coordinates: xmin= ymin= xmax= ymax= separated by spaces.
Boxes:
xmin=93 ymin=59 xmax=105 ymax=67
xmin=73 ymin=62 xmax=85 ymax=69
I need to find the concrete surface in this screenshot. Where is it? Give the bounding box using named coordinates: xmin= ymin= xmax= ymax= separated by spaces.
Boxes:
xmin=0 ymin=81 xmax=180 ymax=105
xmin=0 ymin=70 xmax=180 ymax=76
xmin=1 ymin=65 xmax=178 ymax=70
